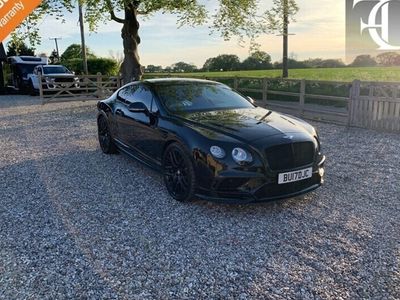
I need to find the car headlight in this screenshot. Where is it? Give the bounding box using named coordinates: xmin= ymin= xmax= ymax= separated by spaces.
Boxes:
xmin=232 ymin=148 xmax=253 ymax=164
xmin=210 ymin=146 xmax=226 ymax=159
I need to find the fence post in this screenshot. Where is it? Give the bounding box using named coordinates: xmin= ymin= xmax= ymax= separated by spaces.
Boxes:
xmin=262 ymin=78 xmax=268 ymax=103
xmin=349 ymin=80 xmax=361 ymax=126
xmin=233 ymin=77 xmax=239 ymax=90
xmin=38 ymin=74 xmax=45 ymax=104
xmin=299 ymin=79 xmax=306 ymax=115
xmin=97 ymin=72 xmax=102 ymax=98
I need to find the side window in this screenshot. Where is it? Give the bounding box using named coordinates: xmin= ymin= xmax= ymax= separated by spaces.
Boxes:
xmin=117 ymin=84 xmax=154 ymax=111
xmin=132 ymin=85 xmax=153 ymax=110
xmin=117 ymin=84 xmax=138 ymax=104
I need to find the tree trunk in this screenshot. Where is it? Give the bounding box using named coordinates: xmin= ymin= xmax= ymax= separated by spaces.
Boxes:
xmin=121 ymin=3 xmax=143 ymax=84
xmin=282 ymin=0 xmax=289 ymax=78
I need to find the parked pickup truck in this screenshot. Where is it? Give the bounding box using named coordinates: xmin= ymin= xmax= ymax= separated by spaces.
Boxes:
xmin=29 ymin=65 xmax=79 ymax=95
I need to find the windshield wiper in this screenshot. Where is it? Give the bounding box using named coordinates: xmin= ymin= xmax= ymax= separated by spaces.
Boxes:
xmin=257 ymin=111 xmax=272 ymax=124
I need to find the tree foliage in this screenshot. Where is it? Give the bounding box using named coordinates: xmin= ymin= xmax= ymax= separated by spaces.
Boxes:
xmin=15 ymin=0 xmax=275 ymax=82
xmin=63 ymin=57 xmax=118 ymax=75
xmin=10 ymin=0 xmax=74 ymax=48
xmin=61 ymin=44 xmax=96 ymax=61
xmin=49 ymin=50 xmax=60 ymax=64
xmin=318 ymin=59 xmax=346 ymax=68
xmin=303 ymin=58 xmax=324 ymax=68
xmin=351 ymin=55 xmax=377 ymax=67
xmin=203 ymin=54 xmax=241 ymax=72
xmin=171 ymin=62 xmax=197 ymax=73
xmin=376 ymin=52 xmax=400 ymax=66
xmin=241 ymin=51 xmax=272 ymax=70
xmin=6 ymin=41 xmax=35 ymax=56
xmin=273 ymin=58 xmax=307 ymax=69
xmin=145 ymin=65 xmax=163 ymax=73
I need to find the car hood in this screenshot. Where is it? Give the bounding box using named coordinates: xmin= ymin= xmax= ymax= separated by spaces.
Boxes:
xmin=179 ymin=107 xmax=316 ymax=144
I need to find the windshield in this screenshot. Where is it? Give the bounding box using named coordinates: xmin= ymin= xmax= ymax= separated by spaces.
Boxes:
xmin=43 ymin=66 xmax=70 ymax=74
xmin=155 ymin=83 xmax=254 ymax=113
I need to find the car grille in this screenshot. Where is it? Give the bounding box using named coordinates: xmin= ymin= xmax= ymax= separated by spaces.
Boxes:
xmin=54 ymin=77 xmax=75 ymax=83
xmin=265 ymin=142 xmax=315 ymax=171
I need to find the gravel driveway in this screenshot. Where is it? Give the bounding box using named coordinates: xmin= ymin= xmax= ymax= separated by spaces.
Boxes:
xmin=0 ymin=95 xmax=399 ymax=299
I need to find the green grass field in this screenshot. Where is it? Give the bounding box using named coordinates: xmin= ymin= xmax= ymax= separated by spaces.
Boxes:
xmin=147 ymin=67 xmax=400 ymax=82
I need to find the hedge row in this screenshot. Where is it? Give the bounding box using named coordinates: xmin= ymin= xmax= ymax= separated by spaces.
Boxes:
xmin=62 ymin=58 xmax=119 ymax=76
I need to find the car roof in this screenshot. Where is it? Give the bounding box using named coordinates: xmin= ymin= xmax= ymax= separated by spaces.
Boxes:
xmin=144 ymin=78 xmax=222 ymax=86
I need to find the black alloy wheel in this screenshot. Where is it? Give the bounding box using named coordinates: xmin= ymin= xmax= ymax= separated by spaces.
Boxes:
xmin=98 ymin=116 xmax=117 ymax=154
xmin=163 ymin=143 xmax=196 ymax=202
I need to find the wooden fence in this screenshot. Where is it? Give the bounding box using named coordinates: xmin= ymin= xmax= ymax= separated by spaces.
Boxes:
xmin=39 ymin=73 xmax=400 ymax=132
xmin=350 ymin=80 xmax=400 ymax=132
xmin=39 ymin=73 xmax=122 ymax=104
xmin=201 ymin=76 xmax=399 ymax=132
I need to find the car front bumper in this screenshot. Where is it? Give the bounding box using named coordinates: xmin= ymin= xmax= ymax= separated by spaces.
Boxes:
xmin=195 ymin=156 xmax=325 ymax=204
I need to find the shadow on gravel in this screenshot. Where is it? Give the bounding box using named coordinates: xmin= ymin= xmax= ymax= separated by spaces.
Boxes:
xmin=0 ymin=95 xmax=42 ymax=109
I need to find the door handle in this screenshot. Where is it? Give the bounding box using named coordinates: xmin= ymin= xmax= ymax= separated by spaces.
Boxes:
xmin=115 ymin=109 xmax=124 ymax=116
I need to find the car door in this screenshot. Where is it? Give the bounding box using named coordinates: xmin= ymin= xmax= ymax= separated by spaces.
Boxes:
xmin=124 ymin=84 xmax=164 ymax=165
xmin=132 ymin=92 xmax=165 ymax=164
xmin=115 ymin=83 xmax=162 ymax=164
xmin=113 ymin=84 xmax=139 ymax=146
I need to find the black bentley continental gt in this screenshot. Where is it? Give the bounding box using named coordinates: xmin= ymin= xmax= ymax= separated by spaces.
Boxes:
xmin=97 ymin=78 xmax=325 ymax=203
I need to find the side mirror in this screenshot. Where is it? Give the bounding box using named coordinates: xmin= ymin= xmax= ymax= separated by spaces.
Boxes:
xmin=128 ymin=102 xmax=148 ymax=114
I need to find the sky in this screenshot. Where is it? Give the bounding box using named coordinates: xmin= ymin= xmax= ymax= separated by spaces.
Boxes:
xmin=8 ymin=0 xmax=346 ymax=67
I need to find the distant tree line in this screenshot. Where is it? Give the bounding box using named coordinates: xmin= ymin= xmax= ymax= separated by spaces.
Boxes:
xmin=145 ymin=51 xmax=274 ymax=73
xmin=145 ymin=52 xmax=400 ymax=73
xmin=350 ymin=52 xmax=400 ymax=67
xmin=6 ymin=41 xmax=400 ymax=75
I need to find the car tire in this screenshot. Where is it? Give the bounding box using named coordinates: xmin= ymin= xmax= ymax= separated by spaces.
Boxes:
xmin=97 ymin=116 xmax=118 ymax=154
xmin=163 ymin=143 xmax=197 ymax=202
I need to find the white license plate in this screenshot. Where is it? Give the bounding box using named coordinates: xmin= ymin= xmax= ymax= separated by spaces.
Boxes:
xmin=278 ymin=167 xmax=313 ymax=185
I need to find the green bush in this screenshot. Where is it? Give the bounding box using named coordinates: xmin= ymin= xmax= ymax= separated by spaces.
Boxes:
xmin=62 ymin=58 xmax=119 ymax=76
